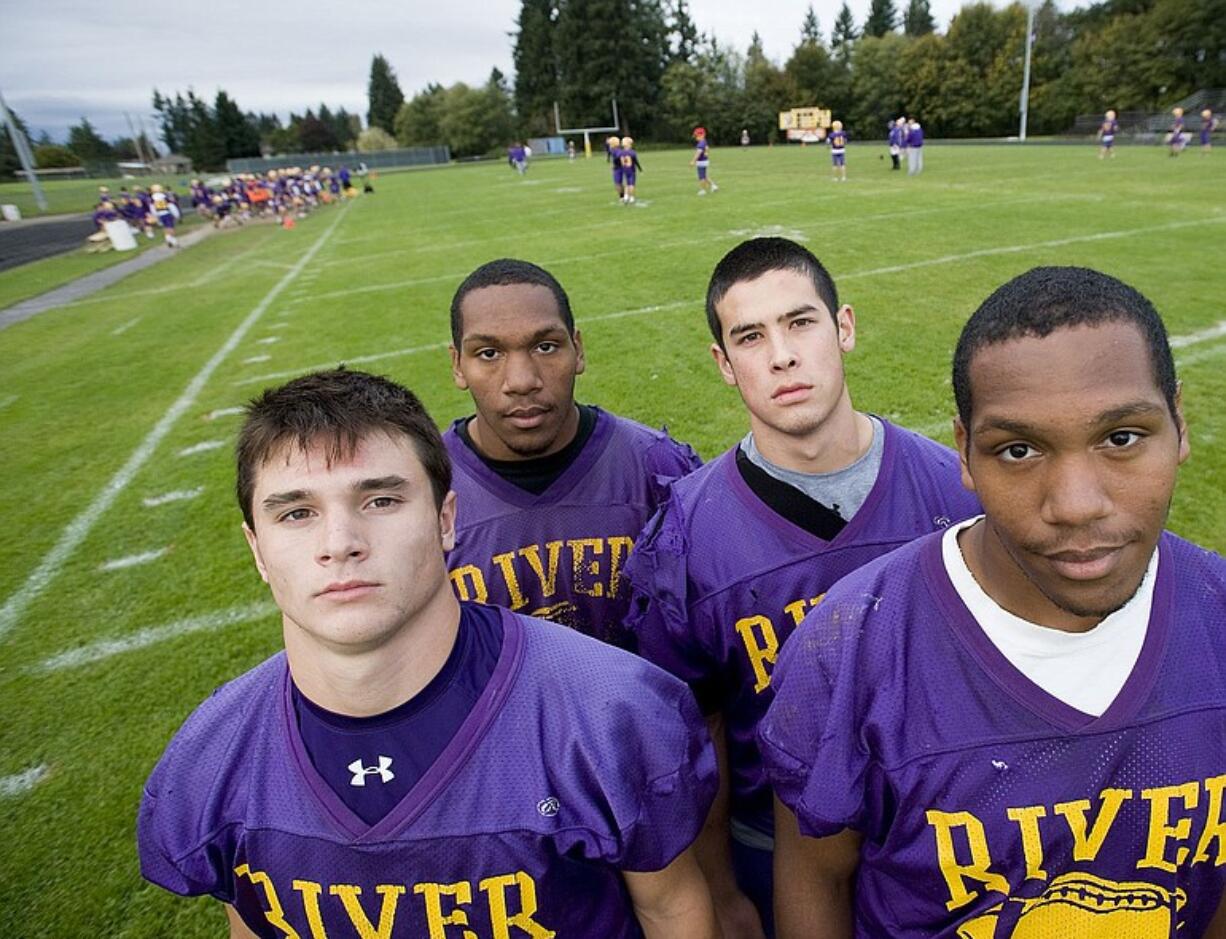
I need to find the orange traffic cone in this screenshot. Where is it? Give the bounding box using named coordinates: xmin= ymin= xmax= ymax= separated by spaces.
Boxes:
xmin=282 ymin=216 xmax=295 ymax=230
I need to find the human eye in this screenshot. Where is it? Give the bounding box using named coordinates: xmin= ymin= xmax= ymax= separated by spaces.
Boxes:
xmin=474 ymin=347 xmax=500 ymax=362
xmin=737 ymin=330 xmax=761 ymax=345
xmin=536 ymin=340 xmax=560 ymax=354
xmin=997 ymin=442 xmax=1039 ymax=463
xmin=366 ymin=496 xmax=402 ymax=510
xmin=1103 ymin=429 xmax=1144 ymax=450
xmin=791 ymin=316 xmax=816 ymax=328
xmin=278 ymin=507 xmax=314 ymax=523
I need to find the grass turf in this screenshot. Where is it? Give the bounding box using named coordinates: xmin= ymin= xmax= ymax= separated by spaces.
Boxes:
xmin=0 ymin=143 xmax=1224 ymax=936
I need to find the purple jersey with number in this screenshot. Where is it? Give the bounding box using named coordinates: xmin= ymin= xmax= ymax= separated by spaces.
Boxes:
xmin=139 ymin=608 xmax=717 ymax=939
xmin=444 ymin=408 xmax=700 ymax=646
xmin=624 ymin=421 xmax=980 ymax=834
xmin=760 ymin=530 xmax=1226 ymax=938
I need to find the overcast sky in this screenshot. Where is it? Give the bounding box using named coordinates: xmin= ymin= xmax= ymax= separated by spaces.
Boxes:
xmin=2 ymin=0 xmax=1061 ymax=145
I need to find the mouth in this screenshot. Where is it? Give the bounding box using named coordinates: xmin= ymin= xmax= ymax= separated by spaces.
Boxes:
xmin=504 ymin=405 xmax=550 ymax=430
xmin=317 ymin=581 xmax=380 ymax=600
xmin=771 ymin=384 xmax=813 ymax=403
xmin=1042 ymin=544 xmax=1129 ymax=581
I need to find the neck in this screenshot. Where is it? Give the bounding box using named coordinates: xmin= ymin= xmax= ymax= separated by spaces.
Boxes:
xmin=749 ymin=397 xmax=872 ymax=475
xmin=284 ymin=586 xmax=462 ymax=716
xmin=469 ymin=403 xmax=581 ymax=462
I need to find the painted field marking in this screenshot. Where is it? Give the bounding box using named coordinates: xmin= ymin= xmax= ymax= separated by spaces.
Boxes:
xmin=111 ymin=317 xmax=141 ymax=336
xmin=205 ymin=406 xmax=245 ymax=421
xmin=256 ymin=336 xmax=281 ymax=345
xmin=0 ymin=765 xmax=49 ymax=798
xmin=99 ymin=548 xmax=167 ymax=571
xmin=177 ymin=439 xmax=226 ymax=457
xmin=0 ymin=205 xmax=350 ymax=642
xmin=1171 ymin=321 xmax=1226 ymax=348
xmin=243 ymin=354 xmax=272 ymax=364
xmin=31 ymin=601 xmax=278 ymax=674
xmin=1175 ymin=341 xmax=1226 ymax=368
xmin=142 ymin=487 xmax=204 ymax=507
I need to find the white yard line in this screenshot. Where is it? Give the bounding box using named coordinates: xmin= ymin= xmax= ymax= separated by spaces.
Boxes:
xmin=1171 ymin=321 xmax=1226 ymax=349
xmin=256 ymin=336 xmax=281 ymax=345
xmin=1175 ymin=341 xmax=1226 ymax=368
xmin=99 ymin=548 xmax=167 ymax=571
xmin=205 ymin=406 xmax=245 ymax=421
xmin=142 ymin=487 xmax=204 ymax=507
xmin=31 ymin=602 xmax=278 ymax=674
xmin=111 ymin=317 xmax=141 ymax=336
xmin=0 ymin=764 xmax=49 ymax=798
xmin=177 ymin=439 xmax=226 ymax=457
xmin=243 ymin=354 xmax=272 ymax=364
xmin=0 ymin=205 xmax=350 ymax=642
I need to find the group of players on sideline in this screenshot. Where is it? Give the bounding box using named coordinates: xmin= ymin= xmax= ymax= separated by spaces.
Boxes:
xmin=88 ymin=163 xmax=369 ymax=250
xmin=138 ymin=233 xmax=1226 ymax=937
xmin=1099 ymin=106 xmax=1220 ymax=159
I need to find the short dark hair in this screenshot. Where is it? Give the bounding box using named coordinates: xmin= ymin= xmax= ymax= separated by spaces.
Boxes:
xmin=705 ymin=238 xmax=840 ymax=350
xmin=953 ymin=266 xmax=1178 ymax=428
xmin=449 ymin=258 xmax=574 ymax=346
xmin=236 ymin=368 xmax=451 ymax=528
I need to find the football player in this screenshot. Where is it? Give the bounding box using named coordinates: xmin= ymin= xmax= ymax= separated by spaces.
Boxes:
xmin=1201 ymin=108 xmax=1217 ymax=153
xmin=828 ymin=120 xmax=848 ymax=182
xmin=620 ymin=136 xmax=642 ymax=204
xmin=139 ymin=369 xmax=721 ymax=939
xmin=623 ymin=237 xmax=980 ymax=937
xmin=1098 ymin=109 xmax=1119 ymax=159
xmin=691 ymin=127 xmax=719 ymax=195
xmin=606 ymin=135 xmax=625 ymax=201
xmin=445 ymin=259 xmax=701 ymax=648
xmin=763 ymin=266 xmax=1226 ymax=938
xmin=1168 ymin=106 xmax=1188 ymax=156
xmin=148 ymin=183 xmax=179 ymax=248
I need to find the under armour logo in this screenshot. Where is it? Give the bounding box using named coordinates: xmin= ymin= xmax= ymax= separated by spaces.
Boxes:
xmin=537 ymin=796 xmax=560 ymax=817
xmin=348 ymin=756 xmax=395 ymax=786
xmin=991 ymin=759 xmax=1009 ymax=771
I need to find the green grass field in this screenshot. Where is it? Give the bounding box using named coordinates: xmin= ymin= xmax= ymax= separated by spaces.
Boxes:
xmin=1 ymin=143 xmax=1224 ymax=936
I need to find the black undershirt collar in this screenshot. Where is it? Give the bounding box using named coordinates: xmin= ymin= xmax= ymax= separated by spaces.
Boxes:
xmin=456 ymin=404 xmax=598 ymax=494
xmin=735 ymin=445 xmax=847 ymax=541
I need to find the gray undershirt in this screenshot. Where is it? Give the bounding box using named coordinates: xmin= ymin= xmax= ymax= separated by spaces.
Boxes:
xmin=741 ymin=414 xmax=885 ymax=521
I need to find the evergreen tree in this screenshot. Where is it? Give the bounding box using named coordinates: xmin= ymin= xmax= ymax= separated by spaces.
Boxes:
xmin=670 ymin=0 xmax=701 ymax=63
xmin=395 ymin=84 xmax=448 ymax=145
xmin=743 ymin=33 xmax=792 ymax=143
xmin=832 ymin=2 xmax=860 ymax=61
xmin=214 ymin=90 xmax=261 ymax=159
xmin=34 ymin=144 xmax=77 ymax=168
xmin=0 ymin=107 xmax=32 ymax=179
xmin=367 ymin=54 xmax=405 ymax=134
xmin=864 ymin=0 xmax=899 ymax=37
xmin=331 ymin=108 xmax=360 ymax=148
xmin=513 ymin=0 xmax=559 ymax=135
xmin=903 ymin=0 xmax=936 ymax=36
xmin=299 ymin=111 xmax=339 ymax=152
xmin=67 ymin=118 xmax=113 ymax=161
xmin=186 ymin=91 xmax=226 ymax=169
xmin=801 ymin=5 xmax=823 ymax=45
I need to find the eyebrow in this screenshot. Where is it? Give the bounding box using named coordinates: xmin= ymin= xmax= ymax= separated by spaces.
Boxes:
xmin=975 ymin=401 xmax=1167 ymax=436
xmin=260 ymin=476 xmax=410 ymax=511
xmin=463 ymin=326 xmax=568 ymax=347
xmin=727 ymin=304 xmax=822 ymax=338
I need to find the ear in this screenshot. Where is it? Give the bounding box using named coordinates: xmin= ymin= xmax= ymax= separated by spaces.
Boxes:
xmin=711 ymin=341 xmax=737 ymax=387
xmin=449 ymin=344 xmax=468 ymax=390
xmin=836 ymin=304 xmax=856 ymax=353
xmin=572 ymin=328 xmax=586 ymax=376
xmin=953 ymin=416 xmax=976 ymax=493
xmin=1174 ymin=382 xmax=1191 ymax=465
xmin=242 ymin=522 xmax=270 ymax=584
xmin=439 ymin=490 xmax=458 ymax=553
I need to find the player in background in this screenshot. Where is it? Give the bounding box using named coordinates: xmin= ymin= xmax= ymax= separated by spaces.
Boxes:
xmin=828 ymin=121 xmax=848 ymax=182
xmin=1168 ymin=106 xmax=1188 ymax=156
xmin=887 ymin=118 xmax=904 ymax=170
xmin=620 ymin=136 xmax=643 ymax=204
xmin=138 ymin=369 xmax=721 ymax=939
xmin=508 ymin=141 xmax=528 ymax=175
xmin=1097 ymin=108 xmax=1119 ymax=159
xmin=741 ymin=128 xmax=751 ymax=148
xmin=567 ymin=139 xmax=576 ymax=161
xmin=445 ymin=259 xmax=701 ymax=648
xmin=1202 ymin=108 xmax=1217 ymax=154
xmin=906 ymin=118 xmax=924 ymax=175
xmin=148 ymin=183 xmax=179 ymax=248
xmin=763 ymin=266 xmax=1226 ymax=939
xmin=624 ymin=238 xmax=980 ymax=938
xmin=607 ymin=134 xmax=625 ymax=201
xmin=691 ymin=127 xmax=719 ymax=195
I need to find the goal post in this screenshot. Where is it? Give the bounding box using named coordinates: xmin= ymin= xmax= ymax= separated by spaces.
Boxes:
xmin=553 ymin=98 xmax=621 ymax=158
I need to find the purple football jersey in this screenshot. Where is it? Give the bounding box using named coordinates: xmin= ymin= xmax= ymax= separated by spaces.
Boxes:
xmin=139 ymin=609 xmax=717 ymax=938
xmin=444 ymin=408 xmax=700 ymax=645
xmin=760 ymin=531 xmax=1226 ymax=937
xmin=624 ymin=420 xmax=980 ymax=834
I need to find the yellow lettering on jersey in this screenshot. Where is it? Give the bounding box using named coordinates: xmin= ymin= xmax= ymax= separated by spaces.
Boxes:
xmin=519 ymin=541 xmax=563 ymax=599
xmin=479 ymin=871 xmax=557 ymax=939
xmin=783 ymin=594 xmax=826 ymax=629
xmin=606 ymin=535 xmax=634 ymax=597
xmin=1139 ymin=782 xmax=1200 ymax=872
xmin=234 ymin=864 xmax=301 ymax=939
xmin=330 ymin=884 xmax=404 ymax=939
xmin=734 ymin=615 xmax=779 ymax=693
xmin=491 ymin=552 xmax=528 ymax=609
xmin=1193 ymin=773 xmax=1226 ymax=866
xmin=569 ymin=538 xmax=605 ymax=597
xmin=291 ymin=880 xmax=328 ymax=939
xmin=450 ymin=565 xmax=488 ymax=604
xmin=1053 ymin=788 xmax=1132 ymax=862
xmin=925 ymin=809 xmax=1010 ymax=912
xmin=414 ymin=882 xmax=477 ymax=939
xmin=1005 ymin=805 xmax=1048 ymax=881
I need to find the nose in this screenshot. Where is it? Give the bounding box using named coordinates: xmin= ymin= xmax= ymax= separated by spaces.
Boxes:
xmin=502 ymin=350 xmax=544 ymax=395
xmin=316 ymin=512 xmax=368 ymax=565
xmin=1040 ymin=454 xmax=1113 ymax=529
xmin=768 ymin=333 xmax=798 ymax=372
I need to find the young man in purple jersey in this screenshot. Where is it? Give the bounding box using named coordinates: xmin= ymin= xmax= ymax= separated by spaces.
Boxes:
xmin=762 ymin=266 xmax=1226 ymax=938
xmin=138 ymin=368 xmax=720 ymax=939
xmin=1098 ymin=109 xmax=1119 ymax=159
xmin=623 ymin=237 xmax=980 ymax=938
xmin=828 ymin=121 xmax=848 ymax=182
xmin=445 ymin=259 xmax=701 ymax=648
xmin=619 ymin=136 xmax=643 ymax=204
xmin=607 ymin=135 xmax=625 ymax=200
xmin=691 ymin=127 xmax=719 ymax=196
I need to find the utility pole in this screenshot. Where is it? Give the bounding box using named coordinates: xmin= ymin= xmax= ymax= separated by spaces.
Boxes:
xmin=0 ymin=88 xmax=47 ymax=212
xmin=1019 ymin=2 xmax=1036 ymax=141
xmin=125 ymin=111 xmax=151 ymax=167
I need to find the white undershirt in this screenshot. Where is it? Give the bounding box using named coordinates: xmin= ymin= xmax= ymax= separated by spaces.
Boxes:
xmin=941 ymin=516 xmax=1155 ymax=717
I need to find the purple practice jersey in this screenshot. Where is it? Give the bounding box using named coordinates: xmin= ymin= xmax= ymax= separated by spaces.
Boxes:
xmin=139 ymin=609 xmax=717 ymax=938
xmin=624 ymin=421 xmax=980 ymax=834
xmin=760 ymin=531 xmax=1226 ymax=938
xmin=443 ymin=408 xmax=700 ymax=645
